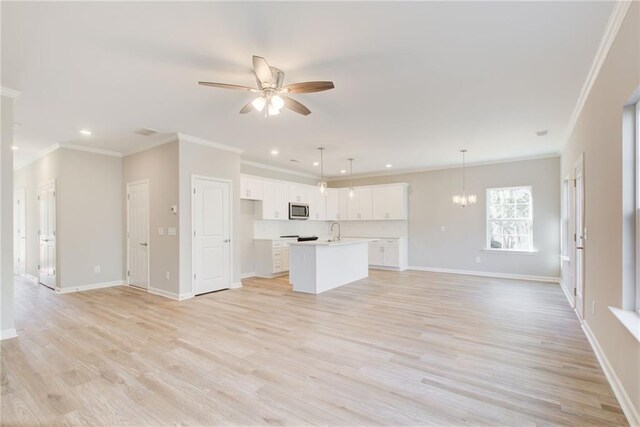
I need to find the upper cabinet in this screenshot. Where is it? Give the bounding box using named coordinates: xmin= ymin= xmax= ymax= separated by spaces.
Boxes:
xmin=372 ymin=184 xmax=408 ymax=220
xmin=326 ymin=188 xmax=349 ymax=221
xmin=241 ymin=174 xmax=408 ymax=222
xmin=289 ymin=184 xmax=308 ymax=204
xmin=241 ymin=176 xmax=263 ymax=200
xmin=348 ymin=188 xmax=373 ymax=220
xmin=261 ymin=180 xmax=289 ymax=220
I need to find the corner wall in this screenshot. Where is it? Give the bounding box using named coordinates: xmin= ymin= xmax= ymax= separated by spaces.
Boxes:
xmin=560 ymin=2 xmax=640 ymax=420
xmin=1 ymin=94 xmax=16 ymax=338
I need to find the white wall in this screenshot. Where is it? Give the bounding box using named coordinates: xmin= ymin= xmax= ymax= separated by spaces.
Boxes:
xmin=123 ymin=140 xmax=180 ymax=294
xmin=1 ymin=94 xmax=16 ymax=338
xmin=560 ymin=2 xmax=639 ymax=419
xmin=14 ymin=148 xmax=123 ymax=289
xmin=331 ymin=156 xmax=561 ymax=279
xmin=178 ymin=139 xmax=242 ymax=293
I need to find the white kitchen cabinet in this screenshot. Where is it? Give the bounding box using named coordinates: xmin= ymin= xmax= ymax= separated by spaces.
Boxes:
xmin=288 ymin=184 xmax=308 ymax=203
xmin=261 ymin=180 xmax=289 ymax=220
xmin=307 ymin=187 xmax=326 ymax=221
xmin=326 ymin=188 xmax=350 ymax=221
xmin=372 ymin=184 xmax=408 ymax=220
xmin=255 ymin=239 xmax=292 ymax=277
xmin=368 ymin=238 xmax=408 ymax=270
xmin=348 ymin=188 xmax=373 ymax=220
xmin=240 ymin=175 xmax=263 ymax=200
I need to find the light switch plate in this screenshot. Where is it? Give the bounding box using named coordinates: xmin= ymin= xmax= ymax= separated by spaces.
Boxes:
xmin=158 ymin=227 xmax=164 ymax=236
xmin=168 ymin=227 xmax=177 ymax=236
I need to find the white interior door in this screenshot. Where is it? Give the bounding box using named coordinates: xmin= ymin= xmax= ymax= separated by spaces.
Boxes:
xmin=14 ymin=188 xmax=26 ymax=275
xmin=38 ymin=180 xmax=56 ymax=289
xmin=193 ymin=177 xmax=230 ymax=295
xmin=127 ymin=181 xmax=149 ymax=289
xmin=574 ymin=155 xmax=585 ymax=319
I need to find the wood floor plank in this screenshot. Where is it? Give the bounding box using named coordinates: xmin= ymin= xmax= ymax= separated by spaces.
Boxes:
xmin=0 ymin=271 xmax=627 ymax=426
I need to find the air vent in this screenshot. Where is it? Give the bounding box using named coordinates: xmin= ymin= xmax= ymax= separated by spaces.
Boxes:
xmin=133 ymin=128 xmax=159 ymax=137
xmin=536 ymin=129 xmax=549 ymax=137
xmin=290 ymin=159 xmax=300 ymax=163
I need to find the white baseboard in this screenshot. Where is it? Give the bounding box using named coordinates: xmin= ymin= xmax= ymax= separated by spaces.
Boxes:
xmin=0 ymin=328 xmax=17 ymax=340
xmin=240 ymin=272 xmax=255 ymax=279
xmin=408 ymin=266 xmax=560 ymax=283
xmin=231 ymin=282 xmax=243 ymax=289
xmin=370 ymin=265 xmax=406 ymax=272
xmin=559 ymin=278 xmax=576 ymax=308
xmin=56 ymin=280 xmax=124 ymax=294
xmin=147 ymin=287 xmax=193 ymax=301
xmin=582 ymin=321 xmax=640 ymax=426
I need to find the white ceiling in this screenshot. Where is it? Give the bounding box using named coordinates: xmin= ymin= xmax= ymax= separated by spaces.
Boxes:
xmin=2 ymin=1 xmax=613 ymax=177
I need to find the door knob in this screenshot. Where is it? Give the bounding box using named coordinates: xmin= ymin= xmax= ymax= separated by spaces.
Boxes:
xmin=224 ymin=239 xmax=230 ymax=243
xmin=140 ymin=242 xmax=148 ymax=246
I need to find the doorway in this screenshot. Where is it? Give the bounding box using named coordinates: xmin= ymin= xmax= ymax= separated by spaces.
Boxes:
xmin=127 ymin=180 xmax=149 ymax=290
xmin=38 ymin=180 xmax=56 ymax=289
xmin=14 ymin=188 xmax=26 ymax=275
xmin=192 ymin=176 xmax=231 ymax=295
xmin=574 ymin=154 xmax=585 ymax=319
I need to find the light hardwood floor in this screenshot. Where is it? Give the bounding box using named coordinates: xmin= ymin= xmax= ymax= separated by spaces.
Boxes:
xmin=1 ymin=271 xmax=627 ymax=426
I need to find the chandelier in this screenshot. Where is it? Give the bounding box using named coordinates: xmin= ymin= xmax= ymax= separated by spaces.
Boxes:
xmin=452 ymin=149 xmax=477 ymax=207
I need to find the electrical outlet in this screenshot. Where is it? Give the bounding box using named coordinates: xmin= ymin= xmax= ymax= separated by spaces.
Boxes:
xmin=592 ymin=301 xmax=596 ymax=315
xmin=158 ymin=227 xmax=164 ymax=236
xmin=94 ymin=265 xmax=101 ymax=273
xmin=168 ymin=227 xmax=177 ymax=236
xmin=165 ymin=271 xmax=170 ymax=280
xmin=475 ymin=256 xmax=481 ymax=264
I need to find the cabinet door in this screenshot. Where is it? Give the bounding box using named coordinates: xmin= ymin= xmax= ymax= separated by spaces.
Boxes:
xmin=368 ymin=242 xmax=384 ymax=265
xmin=386 ymin=185 xmax=406 ymax=219
xmin=261 ymin=181 xmax=277 ymax=219
xmin=289 ymin=184 xmax=307 ymax=203
xmin=241 ymin=176 xmax=264 ymax=200
xmin=357 ymin=188 xmax=373 ymax=220
xmin=308 ymin=188 xmax=326 ymax=220
xmin=326 ymin=189 xmax=340 ymax=221
xmin=383 ymin=245 xmax=400 ymax=267
xmin=371 ymin=187 xmax=387 ymax=220
xmin=338 ymin=188 xmax=350 ymax=221
xmin=275 ymin=182 xmax=289 ymax=219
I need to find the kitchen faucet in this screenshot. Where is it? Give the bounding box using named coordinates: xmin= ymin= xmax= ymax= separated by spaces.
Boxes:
xmin=330 ymin=221 xmax=341 ymax=241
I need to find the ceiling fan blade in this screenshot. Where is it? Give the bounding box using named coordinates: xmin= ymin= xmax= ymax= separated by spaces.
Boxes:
xmin=239 ymin=101 xmax=255 ymax=114
xmin=270 ymin=67 xmax=285 ymax=89
xmin=282 ymin=81 xmax=334 ymax=94
xmin=282 ymin=96 xmax=311 ymax=116
xmin=198 ymin=81 xmax=258 ymax=92
xmin=252 ymin=55 xmax=274 ymax=86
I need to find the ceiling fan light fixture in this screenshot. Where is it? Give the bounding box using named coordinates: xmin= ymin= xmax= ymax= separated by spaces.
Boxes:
xmin=270 ymin=95 xmax=284 ymax=111
xmin=252 ymin=96 xmax=266 ymax=112
xmin=267 ymin=104 xmax=280 ymax=116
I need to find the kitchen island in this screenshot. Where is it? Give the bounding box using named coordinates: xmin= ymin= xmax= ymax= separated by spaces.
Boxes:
xmin=288 ymin=238 xmax=375 ymax=294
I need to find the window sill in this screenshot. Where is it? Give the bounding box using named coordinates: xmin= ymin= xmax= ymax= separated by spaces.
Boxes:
xmin=609 ymin=307 xmax=640 ymax=343
xmin=482 ymin=248 xmax=538 ymax=255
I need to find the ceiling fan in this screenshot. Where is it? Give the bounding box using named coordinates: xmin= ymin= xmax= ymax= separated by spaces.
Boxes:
xmin=199 ymin=55 xmax=334 ymax=117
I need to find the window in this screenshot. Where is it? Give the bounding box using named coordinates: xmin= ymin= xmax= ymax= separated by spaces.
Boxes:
xmin=486 ymin=186 xmax=533 ymax=251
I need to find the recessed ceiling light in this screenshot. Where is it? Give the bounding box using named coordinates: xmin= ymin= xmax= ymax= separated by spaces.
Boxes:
xmin=270 ymin=149 xmax=279 ymax=156
xmin=313 ymin=161 xmax=319 ymax=166
xmin=340 ymin=169 xmax=347 ymax=174
xmin=11 ymin=146 xmax=18 ymax=150
xmin=536 ymin=129 xmax=549 ymax=137
xmin=79 ymin=129 xmax=92 ymax=136
xmin=386 ymin=164 xmax=392 ymax=168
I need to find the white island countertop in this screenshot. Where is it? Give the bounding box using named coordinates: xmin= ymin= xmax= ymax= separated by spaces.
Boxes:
xmin=288 ymin=237 xmax=378 ymax=247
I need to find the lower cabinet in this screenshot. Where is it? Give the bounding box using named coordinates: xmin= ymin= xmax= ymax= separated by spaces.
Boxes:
xmin=255 ymin=240 xmax=291 ymax=278
xmin=368 ymin=238 xmax=408 ymax=271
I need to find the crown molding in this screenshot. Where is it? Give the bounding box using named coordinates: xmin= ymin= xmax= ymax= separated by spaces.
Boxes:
xmin=14 ymin=143 xmax=60 ymax=170
xmin=326 ymin=153 xmax=560 ymax=182
xmin=59 ymin=143 xmax=122 ymax=158
xmin=563 ymin=0 xmax=632 ymax=145
xmin=178 ymin=133 xmax=244 ymax=154
xmin=241 ymin=159 xmax=320 ymax=179
xmin=123 ymin=134 xmax=179 ymax=157
xmin=1 ymin=87 xmax=21 ymax=98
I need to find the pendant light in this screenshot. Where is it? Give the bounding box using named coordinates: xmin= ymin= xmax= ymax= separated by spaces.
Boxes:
xmin=317 ymin=147 xmax=327 ymax=194
xmin=452 ymin=149 xmax=477 ymax=207
xmin=348 ymin=158 xmax=355 ymax=198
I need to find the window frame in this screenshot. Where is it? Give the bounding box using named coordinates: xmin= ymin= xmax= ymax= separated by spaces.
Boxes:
xmin=485 ymin=185 xmax=534 ymax=253
xmin=635 ymin=99 xmax=640 ymax=312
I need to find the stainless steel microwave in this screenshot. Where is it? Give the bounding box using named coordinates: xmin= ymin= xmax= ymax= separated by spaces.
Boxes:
xmin=289 ymin=203 xmax=309 ymax=220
